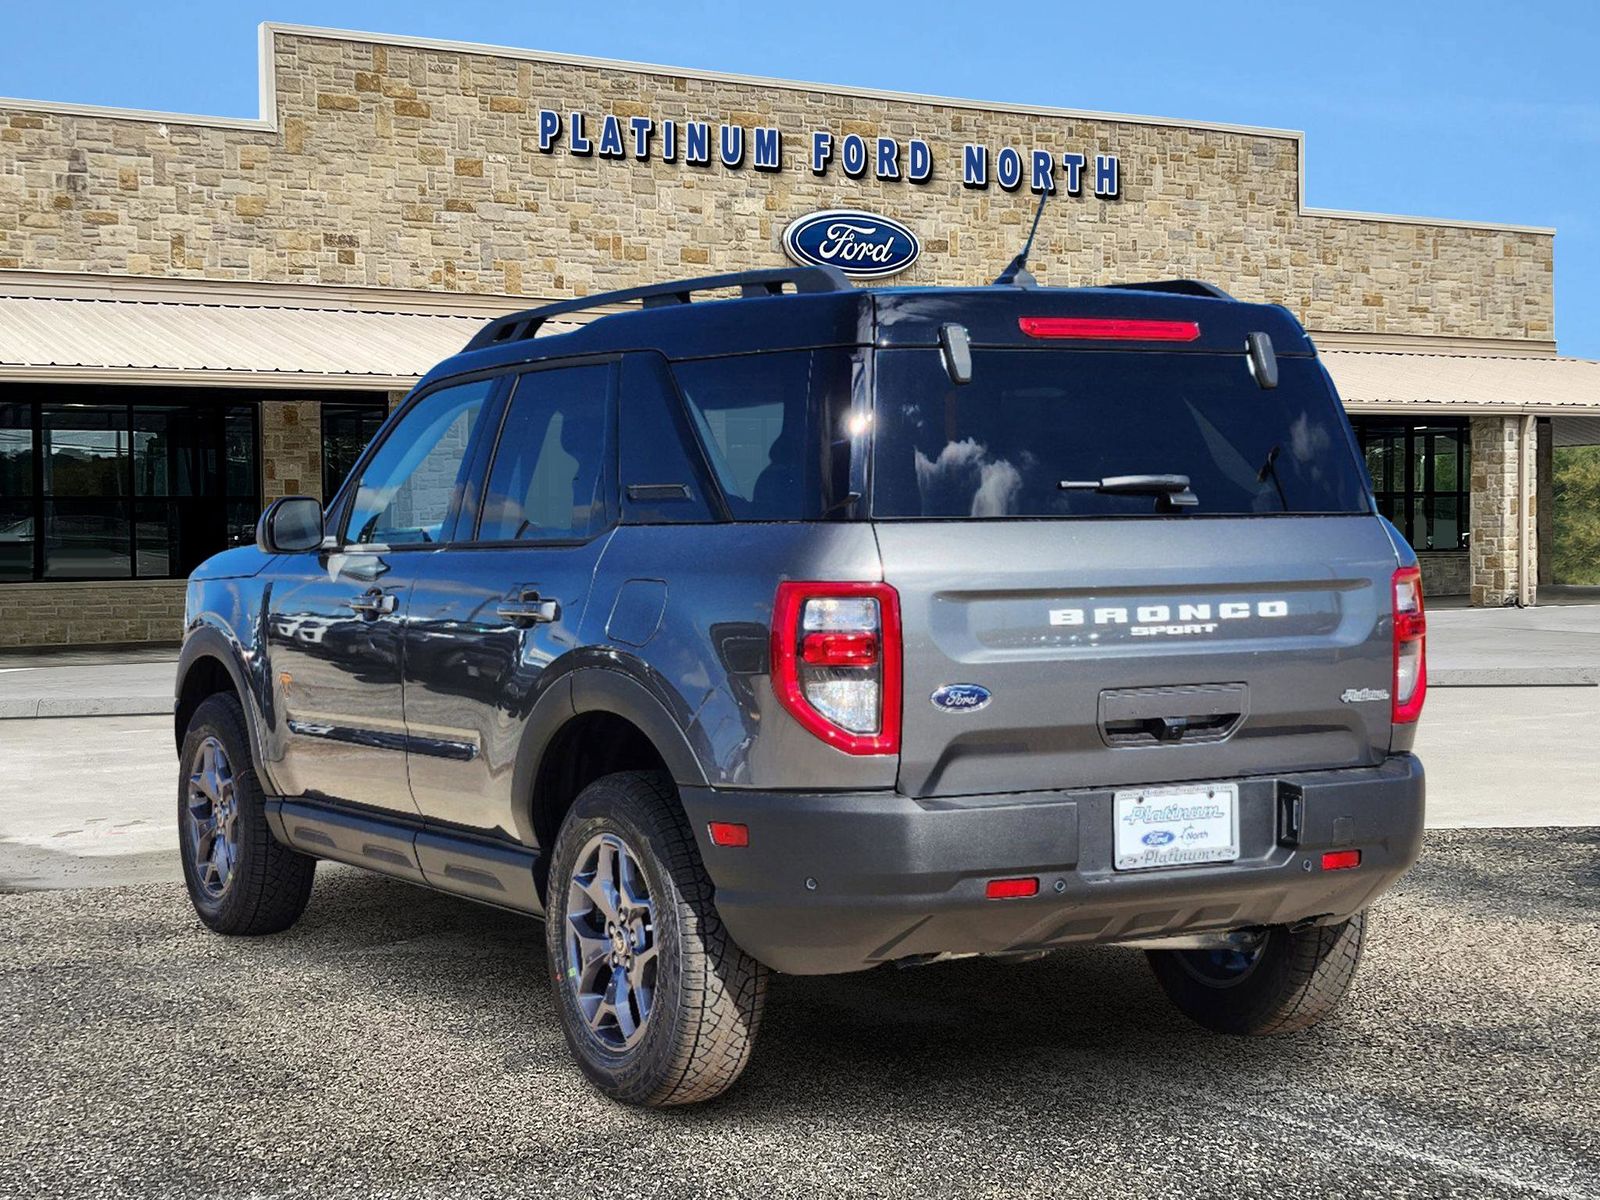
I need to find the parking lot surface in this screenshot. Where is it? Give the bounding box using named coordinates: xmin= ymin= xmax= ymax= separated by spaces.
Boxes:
xmin=2 ymin=828 xmax=1596 ymax=1199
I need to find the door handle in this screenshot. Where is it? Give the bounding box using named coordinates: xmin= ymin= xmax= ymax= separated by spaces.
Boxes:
xmin=496 ymin=591 xmax=560 ymax=626
xmin=347 ymin=589 xmax=396 ymax=617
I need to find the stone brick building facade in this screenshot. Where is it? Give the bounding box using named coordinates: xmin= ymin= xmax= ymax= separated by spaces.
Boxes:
xmin=0 ymin=23 xmax=1587 ymax=647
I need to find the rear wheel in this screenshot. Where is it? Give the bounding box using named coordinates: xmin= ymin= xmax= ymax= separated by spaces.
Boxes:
xmin=1146 ymin=912 xmax=1366 ymax=1035
xmin=178 ymin=693 xmax=315 ymax=935
xmin=544 ymin=771 xmax=767 ymax=1106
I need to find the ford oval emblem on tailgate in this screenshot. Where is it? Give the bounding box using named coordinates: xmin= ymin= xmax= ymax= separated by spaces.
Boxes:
xmin=931 ymin=683 xmax=992 ymax=713
xmin=782 ymin=209 xmax=920 ymax=279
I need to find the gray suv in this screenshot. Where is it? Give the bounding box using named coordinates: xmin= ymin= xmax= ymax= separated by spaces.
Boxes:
xmin=174 ymin=267 xmax=1427 ymax=1106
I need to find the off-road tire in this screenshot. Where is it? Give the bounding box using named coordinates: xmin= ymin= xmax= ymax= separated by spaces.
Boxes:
xmin=545 ymin=770 xmax=768 ymax=1106
xmin=1147 ymin=911 xmax=1367 ymax=1036
xmin=178 ymin=693 xmax=315 ymax=935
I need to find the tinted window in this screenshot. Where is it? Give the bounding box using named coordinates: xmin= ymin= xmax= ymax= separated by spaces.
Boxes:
xmin=477 ymin=365 xmax=611 ymax=542
xmin=672 ymin=350 xmax=856 ymax=520
xmin=872 ymin=350 xmax=1368 ymax=519
xmin=346 ymin=380 xmax=491 ymax=546
xmin=618 ymin=354 xmax=716 ymax=524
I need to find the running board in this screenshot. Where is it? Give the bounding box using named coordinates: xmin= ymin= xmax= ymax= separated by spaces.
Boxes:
xmin=266 ymin=798 xmax=543 ymax=915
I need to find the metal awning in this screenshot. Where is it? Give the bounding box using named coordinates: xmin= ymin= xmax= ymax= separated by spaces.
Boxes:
xmin=1323 ymin=350 xmax=1600 ymax=416
xmin=0 ymin=295 xmax=524 ymax=389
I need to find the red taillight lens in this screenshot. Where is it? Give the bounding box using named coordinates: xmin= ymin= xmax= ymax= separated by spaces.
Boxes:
xmin=1018 ymin=316 xmax=1201 ymax=342
xmin=771 ymin=581 xmax=901 ymax=756
xmin=985 ymin=877 xmax=1040 ymax=900
xmin=1321 ymin=849 xmax=1362 ymax=871
xmin=801 ymin=630 xmax=880 ymax=667
xmin=1392 ymin=566 xmax=1427 ymax=724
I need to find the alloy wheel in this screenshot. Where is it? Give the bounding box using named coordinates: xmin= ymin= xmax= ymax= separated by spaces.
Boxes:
xmin=186 ymin=735 xmax=240 ymax=900
xmin=564 ymin=832 xmax=658 ymax=1050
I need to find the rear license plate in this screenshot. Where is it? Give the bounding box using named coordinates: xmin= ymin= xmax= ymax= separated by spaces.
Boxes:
xmin=1113 ymin=782 xmax=1240 ymax=871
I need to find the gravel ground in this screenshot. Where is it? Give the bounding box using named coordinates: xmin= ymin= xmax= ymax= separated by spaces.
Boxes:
xmin=1 ymin=828 xmax=1596 ymax=1199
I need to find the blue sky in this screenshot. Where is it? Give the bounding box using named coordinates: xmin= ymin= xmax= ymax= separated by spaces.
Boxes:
xmin=5 ymin=1 xmax=1597 ymax=355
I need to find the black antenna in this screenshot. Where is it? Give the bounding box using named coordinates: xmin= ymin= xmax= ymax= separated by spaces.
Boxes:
xmin=993 ymin=188 xmax=1051 ymax=287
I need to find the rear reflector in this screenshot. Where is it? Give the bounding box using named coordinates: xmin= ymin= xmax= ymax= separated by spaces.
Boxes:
xmin=985 ymin=876 xmax=1039 ymax=900
xmin=707 ymin=822 xmax=749 ymax=848
xmin=1018 ymin=316 xmax=1201 ymax=342
xmin=1321 ymin=849 xmax=1361 ymax=871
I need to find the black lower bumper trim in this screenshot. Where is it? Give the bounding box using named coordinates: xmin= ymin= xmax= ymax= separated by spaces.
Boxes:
xmin=679 ymin=755 xmax=1425 ymax=975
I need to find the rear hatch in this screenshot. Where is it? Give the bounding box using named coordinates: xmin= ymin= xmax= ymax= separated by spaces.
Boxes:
xmin=869 ymin=314 xmax=1399 ymax=799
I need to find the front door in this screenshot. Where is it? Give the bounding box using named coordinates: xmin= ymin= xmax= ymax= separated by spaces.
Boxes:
xmin=403 ymin=360 xmax=617 ymax=834
xmin=265 ymin=377 xmax=497 ymax=812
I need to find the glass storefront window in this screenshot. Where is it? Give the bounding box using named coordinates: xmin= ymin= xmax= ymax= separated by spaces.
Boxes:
xmin=1351 ymin=418 xmax=1471 ymax=553
xmin=0 ymin=387 xmax=263 ymax=582
xmin=321 ymin=402 xmax=388 ymax=502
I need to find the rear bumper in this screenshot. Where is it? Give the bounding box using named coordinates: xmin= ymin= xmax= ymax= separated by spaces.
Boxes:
xmin=680 ymin=754 xmax=1424 ymax=975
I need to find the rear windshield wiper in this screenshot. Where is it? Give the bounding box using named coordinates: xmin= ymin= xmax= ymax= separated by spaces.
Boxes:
xmin=1058 ymin=473 xmax=1199 ymax=511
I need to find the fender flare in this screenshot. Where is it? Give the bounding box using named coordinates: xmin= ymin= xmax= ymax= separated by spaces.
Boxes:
xmin=174 ymin=624 xmax=273 ymax=784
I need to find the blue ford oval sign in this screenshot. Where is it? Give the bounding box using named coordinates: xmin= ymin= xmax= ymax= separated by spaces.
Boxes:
xmin=1141 ymin=830 xmax=1176 ymax=848
xmin=782 ymin=209 xmax=920 ymax=279
xmin=930 ymin=683 xmax=992 ymax=714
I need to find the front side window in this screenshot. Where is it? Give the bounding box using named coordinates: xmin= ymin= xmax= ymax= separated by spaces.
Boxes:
xmin=671 ymin=350 xmax=856 ymax=521
xmin=345 ymin=380 xmax=493 ymax=547
xmin=477 ymin=364 xmax=611 ymax=542
xmin=872 ymin=350 xmax=1369 ymax=519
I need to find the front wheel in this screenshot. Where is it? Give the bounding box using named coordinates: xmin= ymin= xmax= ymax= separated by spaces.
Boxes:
xmin=544 ymin=771 xmax=768 ymax=1106
xmin=1147 ymin=912 xmax=1367 ymax=1036
xmin=178 ymin=693 xmax=315 ymax=935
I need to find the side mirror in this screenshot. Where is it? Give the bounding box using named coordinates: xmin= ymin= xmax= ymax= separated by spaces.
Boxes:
xmin=1246 ymin=331 xmax=1279 ymax=390
xmin=256 ymin=496 xmax=325 ymax=554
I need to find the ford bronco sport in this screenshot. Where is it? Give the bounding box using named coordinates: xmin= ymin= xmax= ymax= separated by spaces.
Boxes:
xmin=175 ymin=266 xmax=1426 ymax=1107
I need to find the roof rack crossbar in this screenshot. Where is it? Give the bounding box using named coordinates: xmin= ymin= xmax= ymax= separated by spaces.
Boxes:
xmin=464 ymin=265 xmax=853 ymax=350
xmin=1103 ymin=279 xmax=1234 ymax=299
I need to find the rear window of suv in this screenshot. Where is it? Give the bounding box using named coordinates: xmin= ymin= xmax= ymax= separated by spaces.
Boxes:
xmin=871 ymin=349 xmax=1369 ymax=519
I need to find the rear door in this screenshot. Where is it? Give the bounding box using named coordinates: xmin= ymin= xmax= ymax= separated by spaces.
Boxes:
xmin=402 ymin=359 xmax=617 ymax=833
xmin=870 ymin=346 xmax=1399 ymax=799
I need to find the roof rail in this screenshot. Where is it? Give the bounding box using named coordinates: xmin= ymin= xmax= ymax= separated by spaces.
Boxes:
xmin=463 ymin=265 xmax=854 ymax=351
xmin=1103 ymin=279 xmax=1235 ymax=300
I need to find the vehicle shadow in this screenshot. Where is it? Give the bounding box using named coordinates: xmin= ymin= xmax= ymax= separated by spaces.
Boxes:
xmin=283 ymin=864 xmax=1356 ymax=1125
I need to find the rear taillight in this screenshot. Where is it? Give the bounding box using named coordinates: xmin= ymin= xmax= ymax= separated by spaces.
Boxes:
xmin=1392 ymin=566 xmax=1427 ymax=724
xmin=1018 ymin=316 xmax=1201 ymax=342
xmin=771 ymin=581 xmax=901 ymax=755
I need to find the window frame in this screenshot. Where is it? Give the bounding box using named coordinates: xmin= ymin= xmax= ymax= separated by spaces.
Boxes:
xmin=1350 ymin=417 xmax=1471 ymax=553
xmin=458 ymin=354 xmax=622 ymax=549
xmin=319 ymin=400 xmax=390 ymax=505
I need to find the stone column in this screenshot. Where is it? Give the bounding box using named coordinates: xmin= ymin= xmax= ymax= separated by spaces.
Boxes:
xmin=388 ymin=388 xmax=408 ymax=412
xmin=260 ymin=397 xmax=323 ymax=503
xmin=1469 ymin=416 xmax=1538 ymax=606
xmin=1537 ymin=417 xmax=1553 ymax=588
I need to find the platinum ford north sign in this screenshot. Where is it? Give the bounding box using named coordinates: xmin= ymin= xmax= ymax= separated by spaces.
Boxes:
xmin=782 ymin=209 xmax=921 ymax=278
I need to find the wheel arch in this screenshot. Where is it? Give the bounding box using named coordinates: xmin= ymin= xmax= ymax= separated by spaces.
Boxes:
xmin=174 ymin=626 xmax=269 ymax=775
xmin=519 ymin=666 xmax=709 ymax=899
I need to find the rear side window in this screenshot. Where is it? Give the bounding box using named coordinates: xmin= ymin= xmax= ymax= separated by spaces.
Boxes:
xmin=477 ymin=364 xmax=612 ymax=542
xmin=871 ymin=350 xmax=1368 ymax=519
xmin=671 ymin=350 xmax=855 ymax=520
